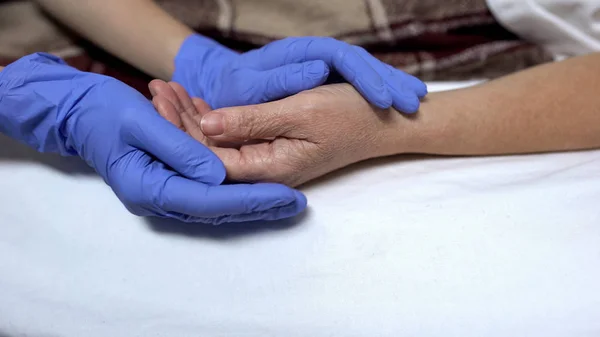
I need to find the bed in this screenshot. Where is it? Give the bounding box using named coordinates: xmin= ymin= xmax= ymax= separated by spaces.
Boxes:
xmin=1 ymin=81 xmax=598 ymax=337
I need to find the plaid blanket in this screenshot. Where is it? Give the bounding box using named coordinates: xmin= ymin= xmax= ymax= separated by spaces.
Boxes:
xmin=0 ymin=0 xmax=552 ymax=96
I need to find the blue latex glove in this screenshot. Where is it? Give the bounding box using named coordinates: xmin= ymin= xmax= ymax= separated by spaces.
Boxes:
xmin=173 ymin=35 xmax=427 ymax=113
xmin=0 ymin=53 xmax=306 ymax=225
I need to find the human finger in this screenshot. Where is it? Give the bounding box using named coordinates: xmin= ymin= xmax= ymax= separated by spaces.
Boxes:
xmin=149 ymin=79 xmax=184 ymax=112
xmin=168 ymin=81 xmax=212 ymax=118
xmin=200 ymin=101 xmax=298 ymax=143
xmin=152 ymin=95 xmax=184 ymax=130
xmin=192 ymin=97 xmax=212 ymax=118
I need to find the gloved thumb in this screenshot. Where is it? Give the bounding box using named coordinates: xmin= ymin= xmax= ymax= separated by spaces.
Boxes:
xmin=124 ymin=111 xmax=227 ymax=185
xmin=200 ymin=101 xmax=295 ymax=143
xmin=258 ymin=60 xmax=329 ymax=103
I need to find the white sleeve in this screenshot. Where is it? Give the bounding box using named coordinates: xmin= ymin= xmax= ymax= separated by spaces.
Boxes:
xmin=486 ymin=0 xmax=600 ymax=58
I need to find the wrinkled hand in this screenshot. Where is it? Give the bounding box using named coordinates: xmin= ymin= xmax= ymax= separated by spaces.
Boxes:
xmin=173 ymin=35 xmax=427 ymax=112
xmin=150 ymin=80 xmax=402 ymax=187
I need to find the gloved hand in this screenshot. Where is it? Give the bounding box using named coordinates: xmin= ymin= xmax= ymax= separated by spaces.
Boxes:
xmin=173 ymin=35 xmax=427 ymax=113
xmin=0 ymin=53 xmax=306 ymax=225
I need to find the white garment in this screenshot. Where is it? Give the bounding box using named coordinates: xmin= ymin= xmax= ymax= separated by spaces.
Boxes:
xmin=487 ymin=0 xmax=600 ymax=57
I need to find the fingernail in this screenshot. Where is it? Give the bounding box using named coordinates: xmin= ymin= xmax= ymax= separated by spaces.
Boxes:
xmin=201 ymin=113 xmax=224 ymax=136
xmin=148 ymin=86 xmax=157 ymax=97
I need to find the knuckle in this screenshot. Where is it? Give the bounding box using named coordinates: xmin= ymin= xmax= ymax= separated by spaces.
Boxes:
xmin=293 ymin=91 xmax=327 ymax=114
xmin=234 ymin=149 xmax=267 ymax=182
xmin=320 ymin=36 xmax=337 ymax=44
xmin=225 ymin=108 xmax=247 ymax=128
xmin=225 ymin=107 xmax=265 ymax=140
xmin=222 ymin=112 xmax=252 ymax=140
xmin=151 ymin=176 xmax=173 ymax=211
xmin=257 ymin=41 xmax=279 ymax=61
xmin=276 ymin=68 xmax=291 ymax=93
xmin=336 ymin=43 xmax=352 ymax=59
xmin=353 ymin=45 xmax=367 ymax=55
xmin=122 ymin=174 xmax=173 ymax=215
xmin=238 ymin=83 xmax=261 ymax=105
xmin=304 ymin=38 xmax=314 ymax=52
xmin=113 ymin=166 xmax=153 ymax=209
xmin=264 ymin=72 xmax=287 ymax=99
xmin=280 ymin=36 xmax=297 ymax=44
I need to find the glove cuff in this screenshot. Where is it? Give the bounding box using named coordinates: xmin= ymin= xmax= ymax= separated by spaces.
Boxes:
xmin=0 ymin=52 xmax=65 ymax=98
xmin=0 ymin=53 xmax=77 ymax=155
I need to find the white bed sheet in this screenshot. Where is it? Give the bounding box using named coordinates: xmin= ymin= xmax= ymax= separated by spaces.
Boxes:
xmin=0 ymin=81 xmax=599 ymax=337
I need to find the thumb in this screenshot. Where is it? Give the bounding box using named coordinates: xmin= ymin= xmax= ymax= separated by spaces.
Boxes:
xmin=200 ymin=100 xmax=297 ymax=143
xmin=124 ymin=111 xmax=226 ymax=185
xmin=258 ymin=60 xmax=329 ymax=103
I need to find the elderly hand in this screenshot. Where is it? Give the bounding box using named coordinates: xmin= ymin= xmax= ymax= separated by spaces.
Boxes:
xmin=150 ymin=80 xmax=407 ymax=187
xmin=173 ymin=35 xmax=427 ymax=113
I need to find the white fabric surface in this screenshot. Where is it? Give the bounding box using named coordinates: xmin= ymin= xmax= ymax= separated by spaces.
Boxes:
xmin=487 ymin=0 xmax=600 ymax=58
xmin=1 ymin=82 xmax=599 ymax=337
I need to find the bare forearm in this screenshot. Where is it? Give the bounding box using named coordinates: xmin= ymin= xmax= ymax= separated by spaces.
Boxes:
xmin=35 ymin=0 xmax=193 ymax=79
xmin=387 ymin=53 xmax=600 ymax=156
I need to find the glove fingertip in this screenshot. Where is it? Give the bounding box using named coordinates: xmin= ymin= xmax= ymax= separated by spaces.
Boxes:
xmin=292 ymin=189 xmax=308 ymax=213
xmin=418 ymin=82 xmax=428 ymax=98
xmin=370 ymin=88 xmax=393 ymax=109
xmin=197 ymin=156 xmax=227 ymax=185
xmin=399 ymin=73 xmax=428 ymax=98
xmin=393 ymin=94 xmax=420 ymax=114
xmin=256 ymin=184 xmax=304 ymax=209
xmin=304 ymin=60 xmax=330 ymax=82
xmin=252 ymin=188 xmax=307 ymax=222
xmin=411 ymin=80 xmax=428 ymax=98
